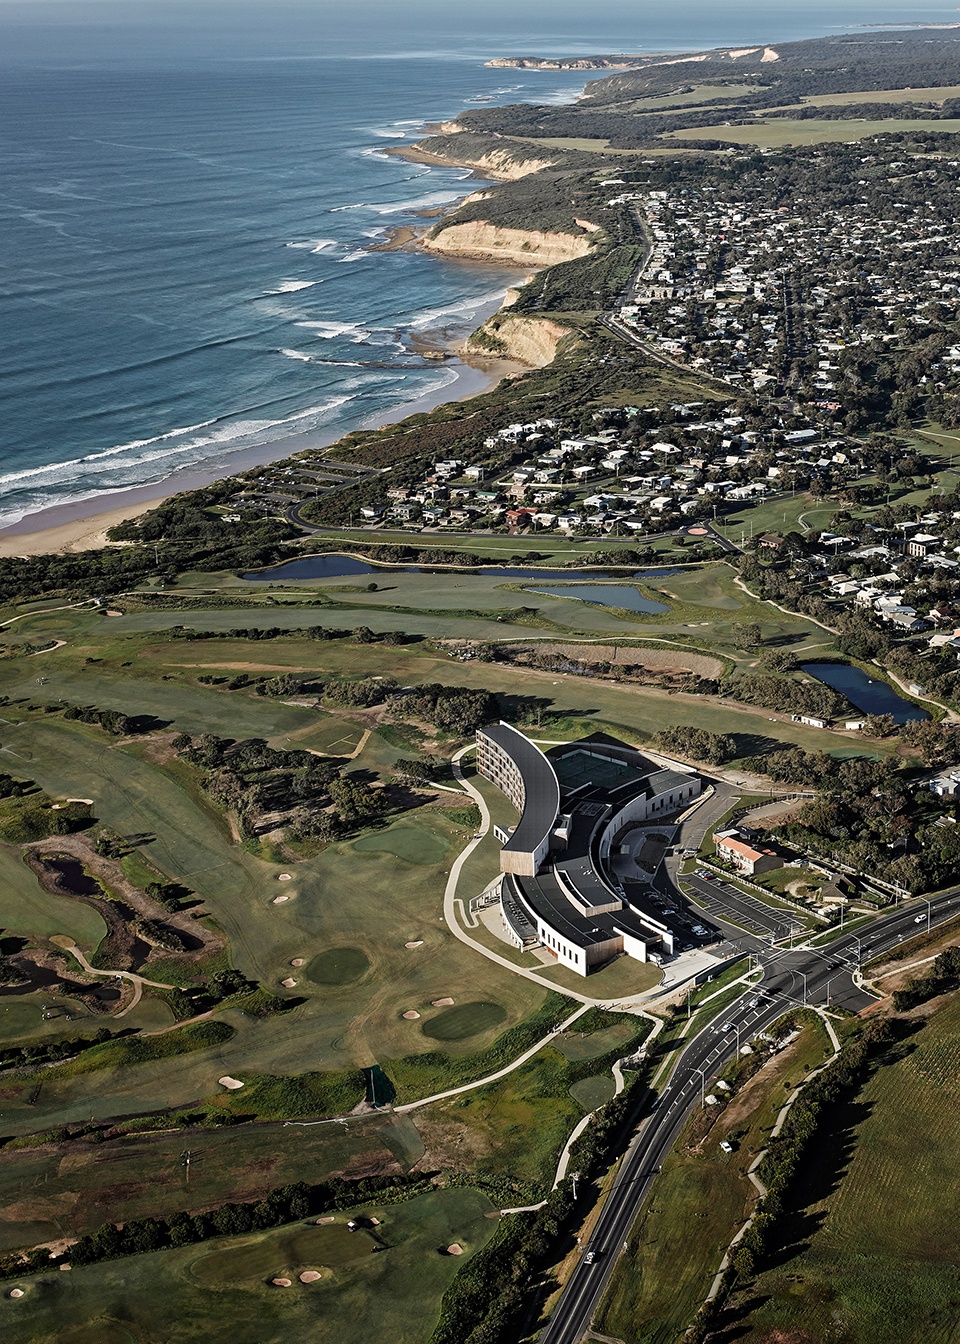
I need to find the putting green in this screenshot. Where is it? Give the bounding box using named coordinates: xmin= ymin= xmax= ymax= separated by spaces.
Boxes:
xmin=421 ymin=1001 xmax=507 ymax=1042
xmin=352 ymin=824 xmax=449 ymax=866
xmin=569 ymin=1075 xmax=616 ymax=1111
xmin=306 ymin=947 xmax=370 ymax=987
xmin=190 ymin=1222 xmax=370 ymax=1286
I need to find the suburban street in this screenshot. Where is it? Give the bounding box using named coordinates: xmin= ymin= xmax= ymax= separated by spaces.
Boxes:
xmin=538 ymin=886 xmax=960 ymax=1343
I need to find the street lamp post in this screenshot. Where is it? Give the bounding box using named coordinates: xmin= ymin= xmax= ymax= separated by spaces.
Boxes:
xmin=925 ymin=898 xmax=932 ymax=932
xmin=800 ymin=970 xmax=808 ymax=1005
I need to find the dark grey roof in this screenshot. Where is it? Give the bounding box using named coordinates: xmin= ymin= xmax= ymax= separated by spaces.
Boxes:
xmin=507 ymin=871 xmax=657 ymax=952
xmin=483 ymin=722 xmax=560 ymax=860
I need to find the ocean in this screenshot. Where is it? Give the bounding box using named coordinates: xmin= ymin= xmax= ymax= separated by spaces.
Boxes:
xmin=0 ymin=1 xmax=950 ymax=529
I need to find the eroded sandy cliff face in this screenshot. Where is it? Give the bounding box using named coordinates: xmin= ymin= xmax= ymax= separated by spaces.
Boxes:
xmin=398 ymin=143 xmax=555 ymax=180
xmin=422 ymin=221 xmax=594 ymax=267
xmin=466 ymin=315 xmax=573 ymax=368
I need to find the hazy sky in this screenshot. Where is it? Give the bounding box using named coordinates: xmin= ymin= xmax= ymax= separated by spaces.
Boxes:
xmin=0 ymin=0 xmax=951 ymax=62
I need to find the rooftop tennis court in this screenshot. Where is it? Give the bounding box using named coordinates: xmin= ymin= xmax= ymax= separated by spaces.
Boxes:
xmin=552 ymin=749 xmax=646 ymax=792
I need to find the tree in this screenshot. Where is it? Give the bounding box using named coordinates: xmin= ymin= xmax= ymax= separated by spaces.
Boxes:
xmin=732 ymin=622 xmax=762 ymax=650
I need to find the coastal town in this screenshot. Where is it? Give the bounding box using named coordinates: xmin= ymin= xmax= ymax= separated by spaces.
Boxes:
xmin=4 ymin=18 xmax=960 ymax=1344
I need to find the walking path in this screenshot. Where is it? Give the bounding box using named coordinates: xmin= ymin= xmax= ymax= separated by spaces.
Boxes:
xmin=51 ymin=937 xmax=172 ymax=1018
xmin=703 ymin=1009 xmax=841 ymax=1304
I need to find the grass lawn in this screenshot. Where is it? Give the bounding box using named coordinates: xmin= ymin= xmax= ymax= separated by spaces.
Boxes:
xmin=417 ymin=1017 xmax=648 ymax=1196
xmin=797 ymin=84 xmax=960 ymax=107
xmin=722 ymin=993 xmax=960 ymax=1344
xmin=665 ymin=117 xmax=960 ymax=147
xmin=533 ymin=956 xmax=661 ymax=997
xmin=597 ymin=1016 xmax=832 ymax=1344
xmin=0 ymin=1187 xmax=497 ymax=1344
xmin=0 ymin=713 xmax=546 ymax=1136
xmin=0 ymin=844 xmax=106 ymax=946
xmin=0 ymin=1114 xmax=424 ymax=1253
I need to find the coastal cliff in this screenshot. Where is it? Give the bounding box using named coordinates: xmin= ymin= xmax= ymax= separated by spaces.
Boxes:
xmin=466 ymin=313 xmax=574 ymax=368
xmin=391 ymin=132 xmax=555 ymax=181
xmin=422 ymin=220 xmax=595 ymax=267
xmin=485 ymin=56 xmax=645 ymax=70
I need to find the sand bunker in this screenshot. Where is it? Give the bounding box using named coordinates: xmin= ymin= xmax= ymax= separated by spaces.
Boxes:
xmin=9 ymin=1288 xmax=24 ymax=1298
xmin=299 ymin=1270 xmax=322 ymax=1283
xmin=278 ymin=873 xmax=293 ymax=881
xmin=271 ymin=1277 xmax=292 ymax=1287
xmin=446 ymin=1244 xmax=463 ymax=1256
xmin=431 ymin=997 xmax=455 ymax=1007
xmin=316 ymin=1217 xmax=335 ymax=1225
xmin=272 ymin=894 xmax=290 ymax=904
xmin=291 ymin=958 xmax=305 ymax=967
xmin=280 ymin=977 xmax=297 ymax=988
xmin=404 ymin=940 xmax=423 ymax=949
xmin=218 ymin=1076 xmax=244 ymax=1090
xmin=402 ymin=1010 xmax=421 ymax=1020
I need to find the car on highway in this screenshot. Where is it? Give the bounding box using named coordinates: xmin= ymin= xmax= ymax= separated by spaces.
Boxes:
xmin=720 ymin=1022 xmax=734 ymax=1032
xmin=583 ymin=1249 xmax=598 ymax=1264
xmin=914 ymin=915 xmax=926 ymax=924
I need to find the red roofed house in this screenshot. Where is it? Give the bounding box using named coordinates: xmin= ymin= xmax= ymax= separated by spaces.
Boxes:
xmin=713 ymin=830 xmax=782 ymax=876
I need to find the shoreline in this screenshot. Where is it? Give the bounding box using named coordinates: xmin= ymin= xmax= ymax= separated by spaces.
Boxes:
xmin=0 ymin=290 xmax=543 ymax=561
xmin=0 ymin=120 xmax=549 ymax=562
xmin=0 ymin=338 xmax=525 ymax=560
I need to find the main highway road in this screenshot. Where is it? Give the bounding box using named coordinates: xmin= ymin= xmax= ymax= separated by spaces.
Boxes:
xmin=538 ymin=886 xmax=960 ymax=1344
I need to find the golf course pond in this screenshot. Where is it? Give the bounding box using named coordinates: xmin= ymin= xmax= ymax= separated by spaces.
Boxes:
xmin=526 ymin=584 xmax=669 ymax=615
xmin=244 ymin=554 xmax=680 ymax=584
xmin=801 ymin=662 xmax=928 ymax=723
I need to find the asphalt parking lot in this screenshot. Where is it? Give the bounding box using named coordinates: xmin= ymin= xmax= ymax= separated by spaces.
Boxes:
xmin=683 ymin=872 xmax=805 ymax=940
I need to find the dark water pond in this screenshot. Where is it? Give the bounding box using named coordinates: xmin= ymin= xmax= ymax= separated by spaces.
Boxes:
xmin=801 ymin=662 xmax=928 ymax=724
xmin=243 ymin=554 xmax=680 ymax=583
xmin=527 ymin=584 xmax=669 ymax=615
xmin=43 ymin=856 xmax=101 ymax=897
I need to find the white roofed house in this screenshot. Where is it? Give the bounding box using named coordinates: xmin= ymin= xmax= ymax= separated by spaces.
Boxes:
xmin=908 ymin=533 xmax=941 ymax=558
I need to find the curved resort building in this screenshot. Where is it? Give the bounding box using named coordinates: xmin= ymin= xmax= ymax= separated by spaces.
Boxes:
xmin=476 ymin=723 xmax=702 ymax=976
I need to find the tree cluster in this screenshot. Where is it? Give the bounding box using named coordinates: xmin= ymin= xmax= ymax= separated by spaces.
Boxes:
xmin=173 ymin=733 xmax=384 ymax=837
xmin=892 ymin=945 xmax=960 ymax=1011
xmin=392 ymin=683 xmax=496 ymax=737
xmin=651 ymin=726 xmax=737 ymax=765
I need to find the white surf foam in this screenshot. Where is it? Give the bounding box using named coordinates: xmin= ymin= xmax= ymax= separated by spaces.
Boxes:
xmin=264 ymin=280 xmax=320 ymax=294
xmin=294 ymin=320 xmax=370 ymax=340
xmin=368 ymin=189 xmax=464 ymax=215
xmin=285 ymin=238 xmax=338 ymax=253
xmin=339 ymin=249 xmax=368 ymax=263
xmin=0 ymin=400 xmax=358 ymax=496
xmin=408 ymin=287 xmax=505 ymax=330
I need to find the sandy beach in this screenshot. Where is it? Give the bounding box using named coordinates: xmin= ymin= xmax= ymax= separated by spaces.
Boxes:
xmin=0 ymin=343 xmax=522 ymax=559
xmin=0 ymin=501 xmax=161 ymax=560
